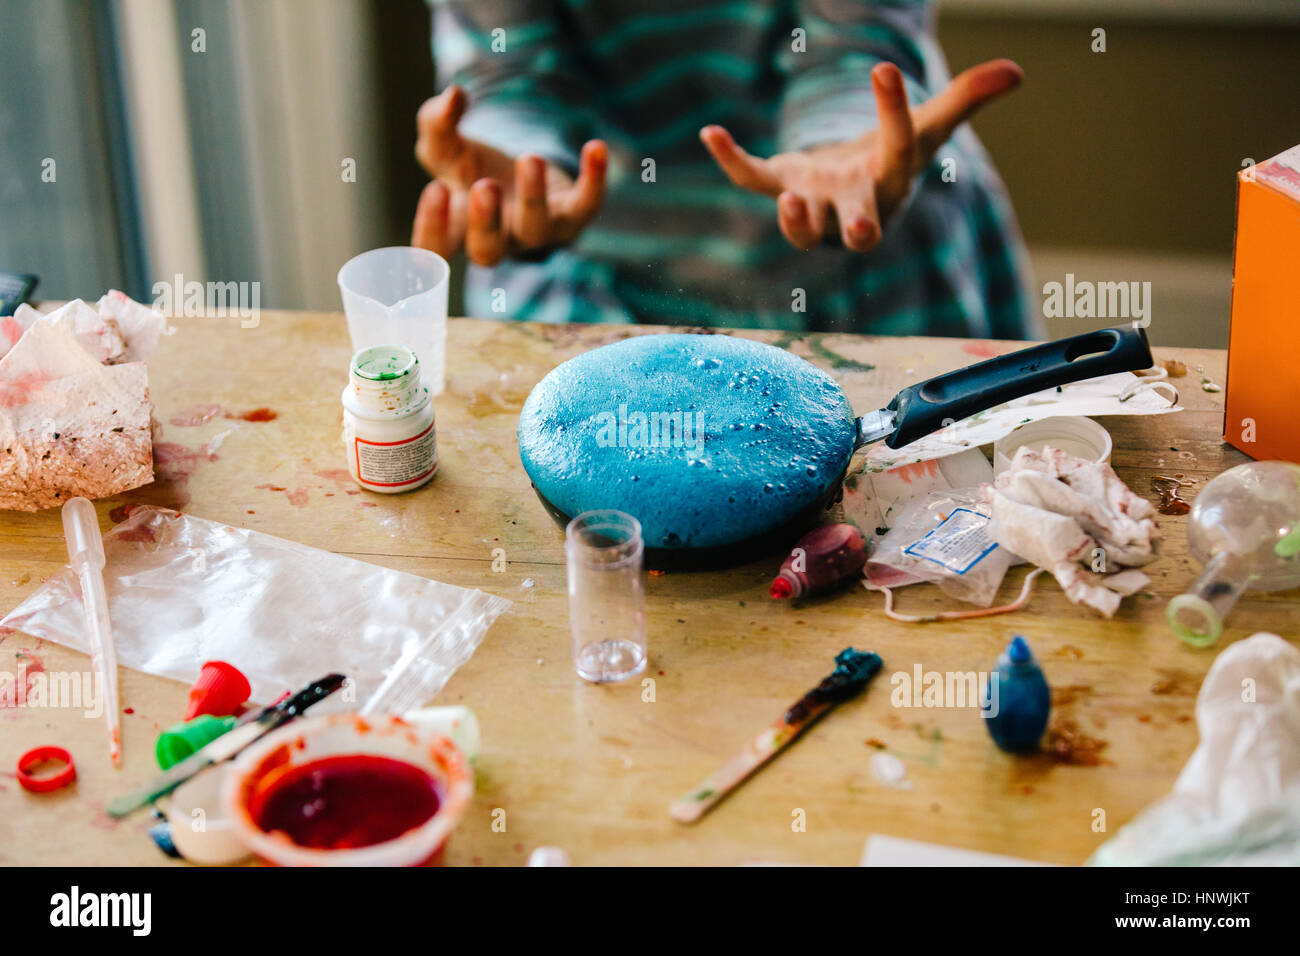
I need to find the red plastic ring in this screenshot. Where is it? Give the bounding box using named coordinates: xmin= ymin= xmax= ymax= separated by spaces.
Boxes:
xmin=16 ymin=746 xmax=77 ymax=793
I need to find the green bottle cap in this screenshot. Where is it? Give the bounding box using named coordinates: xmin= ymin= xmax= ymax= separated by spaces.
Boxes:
xmin=156 ymin=714 xmax=237 ymax=770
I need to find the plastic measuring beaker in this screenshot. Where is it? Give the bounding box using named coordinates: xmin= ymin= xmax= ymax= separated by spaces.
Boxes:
xmin=1168 ymin=461 xmax=1300 ymax=647
xmin=337 ymin=247 xmax=450 ymax=395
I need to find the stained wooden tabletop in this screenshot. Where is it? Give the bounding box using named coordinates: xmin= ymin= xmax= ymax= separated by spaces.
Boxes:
xmin=1 ymin=311 xmax=1277 ymax=866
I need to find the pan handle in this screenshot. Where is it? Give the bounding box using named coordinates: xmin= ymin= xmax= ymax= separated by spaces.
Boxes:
xmin=883 ymin=325 xmax=1153 ymax=449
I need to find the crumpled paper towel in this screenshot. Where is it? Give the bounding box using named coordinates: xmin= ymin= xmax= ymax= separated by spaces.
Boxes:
xmin=1 ymin=292 xmax=169 ymax=364
xmin=983 ymin=445 xmax=1159 ymax=617
xmin=1091 ymin=633 xmax=1300 ymax=865
xmin=0 ymin=294 xmax=169 ymax=511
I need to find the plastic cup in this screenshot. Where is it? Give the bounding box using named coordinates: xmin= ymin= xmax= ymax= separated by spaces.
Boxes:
xmin=565 ymin=510 xmax=647 ymax=683
xmin=337 ymin=247 xmax=450 ymax=395
xmin=992 ymin=415 xmax=1113 ymax=475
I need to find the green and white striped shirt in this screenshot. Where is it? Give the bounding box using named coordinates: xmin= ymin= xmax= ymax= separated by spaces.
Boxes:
xmin=431 ymin=0 xmax=1038 ymax=337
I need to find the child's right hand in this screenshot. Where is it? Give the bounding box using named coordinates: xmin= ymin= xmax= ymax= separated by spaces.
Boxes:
xmin=411 ymin=85 xmax=608 ymax=265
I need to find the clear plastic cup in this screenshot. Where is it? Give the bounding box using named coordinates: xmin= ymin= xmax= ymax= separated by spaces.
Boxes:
xmin=565 ymin=510 xmax=647 ymax=683
xmin=337 ymin=247 xmax=450 ymax=395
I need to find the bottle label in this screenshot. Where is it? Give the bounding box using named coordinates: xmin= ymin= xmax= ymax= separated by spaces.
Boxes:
xmin=902 ymin=508 xmax=998 ymax=575
xmin=354 ymin=423 xmax=438 ymax=487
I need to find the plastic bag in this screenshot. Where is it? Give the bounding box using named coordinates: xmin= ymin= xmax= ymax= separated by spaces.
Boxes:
xmin=1090 ymin=633 xmax=1300 ymax=866
xmin=865 ymin=490 xmax=1019 ymax=607
xmin=1 ymin=506 xmax=510 ymax=707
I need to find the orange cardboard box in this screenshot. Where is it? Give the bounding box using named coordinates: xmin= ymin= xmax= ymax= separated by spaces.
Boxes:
xmin=1225 ymin=144 xmax=1300 ymax=463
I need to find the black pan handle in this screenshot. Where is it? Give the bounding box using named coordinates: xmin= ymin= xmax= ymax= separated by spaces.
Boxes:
xmin=884 ymin=325 xmax=1152 ymax=449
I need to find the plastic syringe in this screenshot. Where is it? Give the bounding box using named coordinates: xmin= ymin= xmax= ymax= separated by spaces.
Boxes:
xmin=61 ymin=497 xmax=121 ymax=766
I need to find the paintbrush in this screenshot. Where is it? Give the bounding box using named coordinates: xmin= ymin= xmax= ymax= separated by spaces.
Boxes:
xmin=670 ymin=648 xmax=883 ymax=824
xmin=107 ymin=673 xmax=346 ymax=818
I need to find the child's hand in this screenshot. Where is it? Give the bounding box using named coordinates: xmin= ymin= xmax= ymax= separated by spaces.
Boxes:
xmin=412 ymin=85 xmax=608 ymax=265
xmin=700 ymin=59 xmax=1022 ymax=252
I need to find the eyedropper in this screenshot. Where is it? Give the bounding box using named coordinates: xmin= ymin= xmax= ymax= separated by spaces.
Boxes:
xmin=61 ymin=497 xmax=121 ymax=767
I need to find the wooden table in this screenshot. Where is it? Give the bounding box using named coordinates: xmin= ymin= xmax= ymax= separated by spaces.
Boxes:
xmin=1 ymin=311 xmax=1279 ymax=866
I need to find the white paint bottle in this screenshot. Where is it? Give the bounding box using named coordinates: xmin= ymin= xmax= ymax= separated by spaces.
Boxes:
xmin=341 ymin=344 xmax=438 ymax=493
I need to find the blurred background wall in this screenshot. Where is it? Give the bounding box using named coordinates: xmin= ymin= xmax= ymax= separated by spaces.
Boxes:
xmin=1 ymin=0 xmax=1296 ymax=346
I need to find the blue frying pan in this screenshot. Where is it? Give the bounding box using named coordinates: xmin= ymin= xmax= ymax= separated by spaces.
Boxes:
xmin=518 ymin=325 xmax=1151 ymax=570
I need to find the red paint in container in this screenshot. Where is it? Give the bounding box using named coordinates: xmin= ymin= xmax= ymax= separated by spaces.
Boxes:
xmin=251 ymin=754 xmax=441 ymax=850
xmin=770 ymin=523 xmax=867 ymax=599
xmin=224 ymin=713 xmax=473 ymax=866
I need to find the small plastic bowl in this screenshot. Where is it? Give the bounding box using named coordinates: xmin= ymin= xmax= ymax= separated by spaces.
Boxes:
xmin=993 ymin=416 xmax=1113 ymax=475
xmin=222 ymin=712 xmax=473 ymax=867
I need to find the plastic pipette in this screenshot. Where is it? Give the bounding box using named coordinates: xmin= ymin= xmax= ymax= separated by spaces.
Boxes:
xmin=61 ymin=497 xmax=121 ymax=766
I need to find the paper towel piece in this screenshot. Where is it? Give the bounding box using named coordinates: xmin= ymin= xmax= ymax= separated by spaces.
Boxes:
xmin=2 ymin=293 xmax=169 ymax=364
xmin=860 ymin=372 xmax=1179 ymax=471
xmin=0 ymin=320 xmax=154 ymax=511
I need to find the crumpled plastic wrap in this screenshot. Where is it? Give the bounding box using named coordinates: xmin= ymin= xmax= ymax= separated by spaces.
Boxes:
xmin=0 ymin=506 xmax=511 ymax=707
xmin=866 ymin=490 xmax=1017 ymax=606
xmin=1090 ymin=633 xmax=1300 ymax=866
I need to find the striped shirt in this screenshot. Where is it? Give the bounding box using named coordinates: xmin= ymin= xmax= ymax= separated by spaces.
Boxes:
xmin=430 ymin=0 xmax=1039 ymax=338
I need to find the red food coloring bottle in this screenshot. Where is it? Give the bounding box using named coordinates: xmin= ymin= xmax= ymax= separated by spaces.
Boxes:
xmin=769 ymin=523 xmax=867 ymax=600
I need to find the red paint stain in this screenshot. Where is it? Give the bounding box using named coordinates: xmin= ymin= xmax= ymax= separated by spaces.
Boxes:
xmin=124 ymin=707 xmax=135 ymax=715
xmin=962 ymin=341 xmax=1001 ymax=359
xmin=144 ymin=442 xmax=202 ymax=509
xmin=286 ymin=488 xmax=309 ymax=508
xmin=168 ymin=403 xmax=224 ymax=427
xmin=114 ymin=521 xmax=158 ymax=544
xmin=314 ymin=469 xmax=353 ymax=483
xmin=2 ymin=316 xmax=23 ymax=348
xmin=111 ymin=442 xmax=204 ymax=511
xmin=227 ymin=407 xmax=278 ymax=423
xmin=0 ymin=369 xmax=50 ymax=408
xmin=1 ymin=650 xmax=45 ymax=708
xmin=889 ymin=459 xmax=941 ymax=484
xmin=109 ymin=503 xmax=145 ymax=523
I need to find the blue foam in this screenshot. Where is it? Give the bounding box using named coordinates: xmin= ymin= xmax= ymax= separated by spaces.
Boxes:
xmin=517 ymin=333 xmax=857 ymax=550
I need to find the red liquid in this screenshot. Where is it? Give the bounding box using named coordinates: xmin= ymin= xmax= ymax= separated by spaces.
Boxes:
xmin=251 ymin=754 xmax=441 ymax=850
xmin=770 ymin=523 xmax=867 ymax=599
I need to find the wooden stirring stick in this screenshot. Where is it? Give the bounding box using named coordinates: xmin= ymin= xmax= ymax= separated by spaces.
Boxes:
xmin=670 ymin=648 xmax=883 ymax=824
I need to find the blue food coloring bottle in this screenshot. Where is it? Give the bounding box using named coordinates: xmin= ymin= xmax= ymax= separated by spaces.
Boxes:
xmin=984 ymin=636 xmax=1051 ymax=754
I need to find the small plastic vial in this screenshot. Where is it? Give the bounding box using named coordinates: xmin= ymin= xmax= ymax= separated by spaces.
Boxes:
xmin=341 ymin=344 xmax=438 ymax=493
